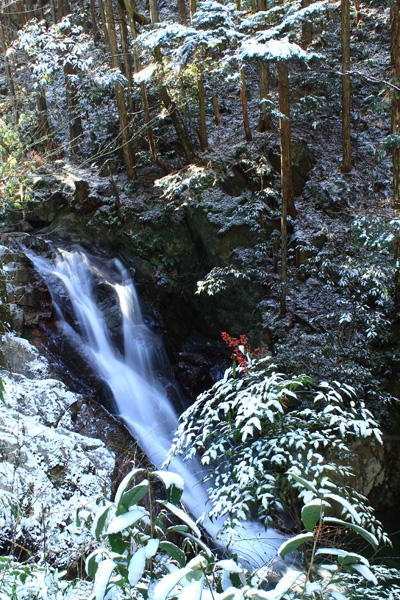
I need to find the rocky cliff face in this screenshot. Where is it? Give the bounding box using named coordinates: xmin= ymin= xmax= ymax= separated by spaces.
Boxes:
xmin=0 ymin=334 xmax=115 ymax=568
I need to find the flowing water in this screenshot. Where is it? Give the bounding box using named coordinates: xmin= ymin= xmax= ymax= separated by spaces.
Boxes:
xmin=30 ymin=246 xmax=288 ymax=569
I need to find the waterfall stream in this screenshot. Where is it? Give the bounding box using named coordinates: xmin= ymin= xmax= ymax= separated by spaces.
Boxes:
xmin=30 ymin=246 xmax=288 ymax=570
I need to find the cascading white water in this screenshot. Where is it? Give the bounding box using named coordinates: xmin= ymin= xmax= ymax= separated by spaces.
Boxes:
xmin=30 ymin=247 xmax=288 ymax=569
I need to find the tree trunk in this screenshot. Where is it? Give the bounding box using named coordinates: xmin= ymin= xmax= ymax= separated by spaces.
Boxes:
xmin=189 ymin=0 xmax=196 ymax=20
xmin=0 ymin=29 xmax=19 ymax=122
xmin=240 ymin=67 xmax=252 ymax=141
xmin=258 ymin=63 xmax=273 ymax=131
xmin=278 ymin=61 xmax=294 ymax=317
xmin=149 ymin=0 xmax=159 ymax=23
xmin=154 ymin=47 xmax=195 ymax=161
xmin=89 ymin=0 xmax=100 ymax=38
xmin=37 ymin=87 xmax=53 ymax=149
xmin=64 ymin=61 xmax=84 ymax=155
xmin=212 ymin=96 xmax=222 ymax=126
xmin=354 ymin=0 xmax=361 ymax=23
xmin=197 ymin=61 xmax=208 ymax=150
xmin=341 ymin=0 xmax=352 ymax=173
xmin=117 ymin=3 xmax=134 ymax=114
xmin=178 ymin=0 xmax=187 ymax=24
xmin=124 ymin=0 xmax=162 ymax=167
xmin=391 ymin=0 xmax=400 ymax=306
xmin=301 ymin=0 xmax=313 ymax=49
xmin=102 ymin=0 xmax=136 ymax=178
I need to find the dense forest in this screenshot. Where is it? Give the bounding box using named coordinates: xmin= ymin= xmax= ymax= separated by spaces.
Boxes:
xmin=1 ymin=0 xmax=400 ymax=598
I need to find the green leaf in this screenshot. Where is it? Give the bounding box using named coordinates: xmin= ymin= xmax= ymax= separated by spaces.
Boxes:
xmin=350 ymin=563 xmax=378 ymax=585
xmin=159 ymin=541 xmax=186 ymax=567
xmin=93 ymin=559 xmax=115 ymax=600
xmin=85 ymin=549 xmax=108 ymax=578
xmin=114 ymin=468 xmax=146 ymax=507
xmin=301 ymin=499 xmax=329 ymax=532
xmin=107 ymin=508 xmax=147 ymax=535
xmin=323 ymin=518 xmax=379 ymax=550
xmin=108 ymin=533 xmax=127 ymax=554
xmin=153 ymin=556 xmax=206 ymax=600
xmin=153 ymin=471 xmax=184 ymax=505
xmin=287 ymin=473 xmax=318 ymax=495
xmin=116 ymin=482 xmax=149 ymax=515
xmin=128 ymin=547 xmax=147 ymax=587
xmin=93 ymin=505 xmax=113 ymax=540
xmin=278 ymin=532 xmax=314 ymax=559
xmin=325 ymin=493 xmax=361 ymax=524
xmin=162 ymin=502 xmax=201 ymax=538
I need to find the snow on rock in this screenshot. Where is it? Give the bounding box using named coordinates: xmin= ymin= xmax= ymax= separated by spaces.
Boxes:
xmin=1 ymin=333 xmax=51 ymax=378
xmin=0 ymin=335 xmax=115 ymax=567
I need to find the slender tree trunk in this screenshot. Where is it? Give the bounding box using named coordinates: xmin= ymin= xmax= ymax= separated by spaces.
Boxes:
xmin=197 ymin=61 xmax=208 ymax=150
xmin=258 ymin=63 xmax=273 ymax=131
xmin=391 ymin=0 xmax=400 ymax=306
xmin=301 ymin=0 xmax=313 ymax=48
xmin=212 ymin=95 xmax=222 ymax=126
xmin=189 ymin=0 xmax=196 ymax=20
xmin=149 ymin=0 xmax=159 ymax=23
xmin=154 ymin=47 xmax=195 ymax=161
xmin=354 ymin=0 xmax=361 ymax=23
xmin=278 ymin=61 xmax=294 ymax=317
xmin=240 ymin=67 xmax=252 ymax=142
xmin=124 ymin=0 xmax=163 ymax=167
xmin=178 ymin=0 xmax=187 ymax=24
xmin=341 ymin=0 xmax=352 ymax=173
xmin=117 ymin=3 xmax=134 ymax=114
xmin=37 ymin=87 xmax=53 ymax=149
xmin=64 ymin=61 xmax=84 ymax=154
xmin=89 ymin=0 xmax=100 ymax=38
xmin=1 ymin=42 xmax=19 ymax=121
xmin=102 ymin=0 xmax=136 ymax=178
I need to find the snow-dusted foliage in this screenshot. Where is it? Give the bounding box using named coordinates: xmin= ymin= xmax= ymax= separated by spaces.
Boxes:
xmin=170 ymin=356 xmax=387 ymax=545
xmin=16 ymin=15 xmax=119 ymax=154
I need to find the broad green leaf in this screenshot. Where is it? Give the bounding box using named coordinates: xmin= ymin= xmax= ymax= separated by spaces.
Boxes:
xmin=160 ymin=541 xmax=186 ymax=567
xmin=350 ymin=563 xmax=378 ymax=585
xmin=117 ymin=482 xmax=149 ymax=515
xmin=179 ymin=577 xmax=204 ymax=600
xmin=128 ymin=547 xmax=147 ymax=587
xmin=93 ymin=505 xmax=113 ymax=540
xmin=162 ymin=502 xmax=201 ymax=538
xmin=315 ymin=548 xmax=369 ymax=566
xmin=153 ymin=471 xmax=184 ymax=492
xmin=323 ymin=518 xmax=378 ymax=550
xmin=107 ymin=508 xmax=147 ymax=535
xmin=278 ymin=533 xmax=314 ymax=559
xmin=146 ymin=538 xmax=160 ymax=558
xmin=325 ymin=493 xmax=361 ymax=524
xmin=301 ymin=499 xmax=329 ymax=532
xmin=114 ymin=468 xmax=146 ymax=507
xmin=85 ymin=548 xmax=108 ymax=578
xmin=94 ymin=559 xmax=115 ymax=600
xmin=153 ymin=556 xmax=206 ymax=600
xmin=287 ymin=473 xmax=318 ymax=495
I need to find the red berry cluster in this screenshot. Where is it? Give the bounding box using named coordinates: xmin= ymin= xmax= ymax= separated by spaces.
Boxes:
xmin=221 ymin=331 xmax=250 ymax=370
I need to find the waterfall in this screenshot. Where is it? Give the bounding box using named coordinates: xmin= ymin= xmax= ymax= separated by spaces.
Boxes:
xmin=29 ymin=247 xmax=288 ymax=570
